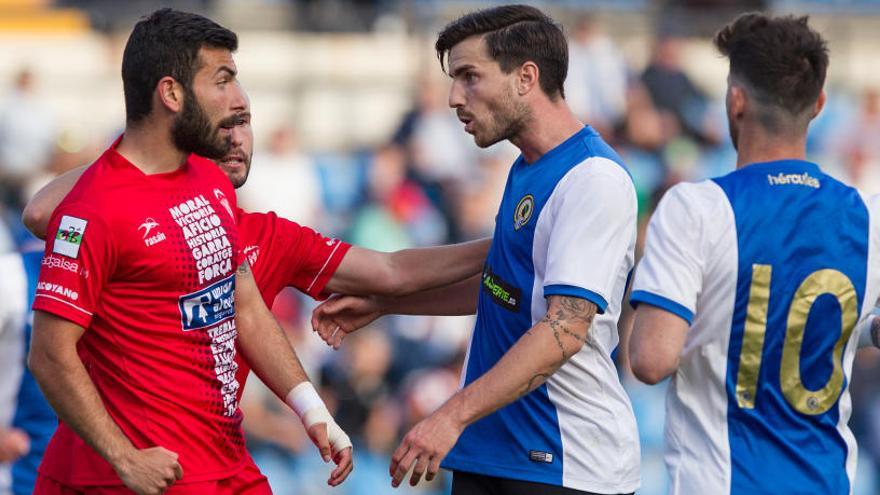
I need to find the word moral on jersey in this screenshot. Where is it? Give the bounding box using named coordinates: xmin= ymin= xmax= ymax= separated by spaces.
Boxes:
xmin=170 ymin=195 xmax=234 ymax=284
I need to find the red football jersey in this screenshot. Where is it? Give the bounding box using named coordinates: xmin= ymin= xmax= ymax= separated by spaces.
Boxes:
xmin=239 ymin=210 xmax=350 ymax=308
xmin=33 ymin=141 xmax=247 ymax=486
xmin=234 ymin=210 xmax=351 ymax=398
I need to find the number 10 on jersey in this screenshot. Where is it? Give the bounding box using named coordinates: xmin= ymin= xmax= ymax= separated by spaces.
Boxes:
xmin=735 ymin=265 xmax=858 ymax=416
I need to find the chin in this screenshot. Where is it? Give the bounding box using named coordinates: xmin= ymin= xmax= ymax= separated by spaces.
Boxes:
xmin=474 ymin=134 xmax=502 ymax=149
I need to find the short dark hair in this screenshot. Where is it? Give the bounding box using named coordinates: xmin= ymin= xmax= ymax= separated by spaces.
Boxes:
xmin=122 ymin=8 xmax=237 ymax=124
xmin=435 ymin=4 xmax=568 ymax=100
xmin=714 ymin=13 xmax=828 ymax=129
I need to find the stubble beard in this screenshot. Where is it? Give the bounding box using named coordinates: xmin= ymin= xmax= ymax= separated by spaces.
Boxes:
xmin=474 ymin=88 xmax=530 ymax=148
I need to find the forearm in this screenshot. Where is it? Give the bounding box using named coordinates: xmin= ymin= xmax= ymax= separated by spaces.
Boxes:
xmin=440 ymin=296 xmax=596 ymax=427
xmin=235 ymin=265 xmax=310 ymax=400
xmin=382 ymin=274 xmax=481 ymax=316
xmin=387 ymin=238 xmax=490 ymax=295
xmin=29 ymin=341 xmax=134 ymax=466
xmin=327 ymin=239 xmax=490 ymax=297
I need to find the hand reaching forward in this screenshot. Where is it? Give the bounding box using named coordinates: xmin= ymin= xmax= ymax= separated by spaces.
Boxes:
xmin=311 ymin=294 xmax=385 ymax=349
xmin=389 ymin=407 xmax=464 ymax=488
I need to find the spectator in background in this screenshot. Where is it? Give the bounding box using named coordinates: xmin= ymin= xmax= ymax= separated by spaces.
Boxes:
xmin=393 ymin=77 xmax=479 ymax=242
xmin=0 ymin=69 xmax=57 ymax=210
xmin=348 ymin=144 xmax=447 ymax=250
xmin=842 ymin=88 xmax=880 ymax=193
xmin=238 ymin=124 xmax=324 ymax=227
xmin=8 ymin=239 xmax=53 ymax=495
xmin=321 ymin=328 xmax=393 ymax=438
xmin=641 ymin=35 xmax=719 ymax=146
xmin=0 ymin=221 xmax=31 ymax=495
xmin=565 ymin=15 xmax=628 ymax=137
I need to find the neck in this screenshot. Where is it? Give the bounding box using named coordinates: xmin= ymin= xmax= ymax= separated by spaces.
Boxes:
xmin=510 ymin=98 xmax=583 ymax=164
xmin=116 ymin=118 xmax=188 ymax=175
xmin=734 ymin=122 xmax=807 ymax=169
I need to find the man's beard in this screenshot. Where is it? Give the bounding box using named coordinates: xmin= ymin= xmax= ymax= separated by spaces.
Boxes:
xmin=475 ymin=89 xmax=530 ymax=149
xmin=172 ymin=88 xmax=234 ymax=159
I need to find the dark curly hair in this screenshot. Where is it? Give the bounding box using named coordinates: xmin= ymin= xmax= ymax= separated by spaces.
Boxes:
xmin=714 ymin=13 xmax=828 ymax=130
xmin=435 ymin=4 xmax=568 ymax=100
xmin=122 ymin=8 xmax=238 ymax=124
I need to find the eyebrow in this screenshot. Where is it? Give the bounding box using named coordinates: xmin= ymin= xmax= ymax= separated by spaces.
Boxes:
xmin=216 ymin=65 xmax=237 ymax=78
xmin=450 ymin=64 xmax=476 ymax=78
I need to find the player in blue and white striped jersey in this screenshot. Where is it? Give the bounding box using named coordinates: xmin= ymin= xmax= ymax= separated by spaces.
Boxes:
xmin=629 ymin=13 xmax=875 ymax=494
xmin=312 ymin=5 xmax=639 ymax=494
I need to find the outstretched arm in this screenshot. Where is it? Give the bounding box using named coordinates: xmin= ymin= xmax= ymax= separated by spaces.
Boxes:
xmin=388 ymin=295 xmax=597 ymax=487
xmin=324 ymin=238 xmax=490 ymax=297
xmin=234 ymin=261 xmax=353 ymax=486
xmin=312 ymin=274 xmax=481 ymax=349
xmin=22 ymin=165 xmax=87 ymax=239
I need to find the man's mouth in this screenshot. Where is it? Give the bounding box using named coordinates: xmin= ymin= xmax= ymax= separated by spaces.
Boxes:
xmin=458 ymin=113 xmax=475 ymax=133
xmin=219 ymin=154 xmax=246 ymax=168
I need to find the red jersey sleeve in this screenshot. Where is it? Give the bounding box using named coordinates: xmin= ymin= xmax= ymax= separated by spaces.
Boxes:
xmin=275 ymin=216 xmax=351 ymax=300
xmin=32 ymin=203 xmax=116 ymax=329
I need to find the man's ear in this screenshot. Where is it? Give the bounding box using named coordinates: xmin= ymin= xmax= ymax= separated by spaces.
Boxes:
xmin=812 ymin=89 xmax=826 ymax=119
xmin=728 ymin=84 xmax=747 ymax=121
xmin=157 ymin=76 xmax=184 ymax=114
xmin=517 ymin=61 xmax=540 ymax=96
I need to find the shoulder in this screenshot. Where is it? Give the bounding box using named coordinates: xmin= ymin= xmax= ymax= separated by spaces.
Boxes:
xmin=552 ymin=156 xmax=635 ymax=210
xmin=238 ymin=209 xmax=312 ymax=245
xmin=661 ymin=180 xmax=727 ymax=214
xmin=557 ymin=156 xmax=632 ymax=190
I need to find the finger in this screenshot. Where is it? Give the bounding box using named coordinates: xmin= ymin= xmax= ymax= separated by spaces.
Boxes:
xmin=410 ymin=453 xmax=430 ymax=486
xmin=310 ymin=305 xmax=323 ymax=333
xmin=332 ymin=327 xmax=346 ymax=350
xmin=391 ymin=448 xmax=418 ymax=488
xmin=309 ymin=423 xmax=332 ymax=462
xmin=425 ymin=456 xmax=442 ymax=482
xmin=158 ymin=447 xmax=179 ymax=461
xmin=313 ymin=300 xmax=341 ymax=337
xmin=317 ymin=324 xmax=333 ymax=346
xmin=328 ymin=447 xmax=353 ymax=486
xmin=314 ymin=308 xmax=334 ymax=341
xmin=173 ymin=461 xmax=184 ymax=480
xmin=389 ymin=440 xmax=410 ymax=477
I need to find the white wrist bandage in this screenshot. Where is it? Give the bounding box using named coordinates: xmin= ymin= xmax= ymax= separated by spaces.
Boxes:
xmin=285 ymin=382 xmax=352 ymax=453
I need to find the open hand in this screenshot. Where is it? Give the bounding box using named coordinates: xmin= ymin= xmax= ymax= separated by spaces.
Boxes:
xmin=389 ymin=408 xmax=463 ymax=488
xmin=311 ymin=294 xmax=384 ymax=349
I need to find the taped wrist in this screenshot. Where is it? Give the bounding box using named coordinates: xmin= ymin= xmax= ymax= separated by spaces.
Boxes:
xmin=285 ymin=382 xmax=352 ymax=452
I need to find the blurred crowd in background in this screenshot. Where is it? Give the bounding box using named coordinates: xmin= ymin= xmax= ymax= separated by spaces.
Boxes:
xmin=2 ymin=1 xmax=880 ymax=494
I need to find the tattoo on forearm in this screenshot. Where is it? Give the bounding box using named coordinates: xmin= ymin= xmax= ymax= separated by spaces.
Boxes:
xmin=539 ymin=296 xmax=598 ymax=361
xmin=520 ymin=372 xmax=552 ymax=398
xmin=519 ymin=297 xmax=597 ymax=399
